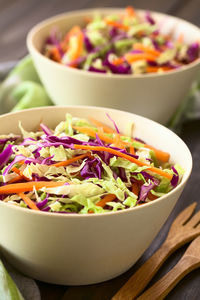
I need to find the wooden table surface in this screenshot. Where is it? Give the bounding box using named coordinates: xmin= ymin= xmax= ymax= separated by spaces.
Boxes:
xmin=0 ymin=0 xmax=200 ymax=299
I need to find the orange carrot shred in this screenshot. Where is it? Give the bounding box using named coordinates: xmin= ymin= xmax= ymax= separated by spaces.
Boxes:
xmin=73 ymin=145 xmax=172 ymax=180
xmin=143 ymin=144 xmax=170 ymax=162
xmin=112 ymin=57 xmax=125 ymax=65
xmin=49 ymin=47 xmax=61 ymax=62
xmin=129 ymin=146 xmax=135 ymax=155
xmin=8 ymin=175 xmax=24 ymax=184
xmin=74 ymin=125 xmax=169 ymax=162
xmin=146 ymin=66 xmax=173 ymax=73
xmin=113 ymin=134 xmax=125 ymax=149
xmin=125 ymin=6 xmax=136 ymax=17
xmin=64 ymin=26 xmax=81 ymax=42
xmin=69 ymin=27 xmax=84 ymax=61
xmin=0 ymin=181 xmax=65 ymax=194
xmin=65 ymin=26 xmax=84 ymax=61
xmin=18 ymin=192 xmax=39 ymax=211
xmin=133 ymin=43 xmax=161 ymax=57
xmin=125 ymin=53 xmax=157 ymax=63
xmin=96 ymin=194 xmax=116 ymax=208
xmin=104 ymin=19 xmax=129 ymax=31
xmin=52 ymin=153 xmax=89 ymax=167
xmin=12 ymin=166 xmax=30 ymax=181
xmin=88 ymin=117 xmax=116 ymax=133
xmin=12 ymin=166 xmax=21 ymax=175
xmin=73 ymin=126 xmax=114 ymax=144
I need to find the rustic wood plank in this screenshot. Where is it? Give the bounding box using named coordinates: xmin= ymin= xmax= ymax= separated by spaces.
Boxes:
xmin=37 ymin=281 xmax=66 ymax=300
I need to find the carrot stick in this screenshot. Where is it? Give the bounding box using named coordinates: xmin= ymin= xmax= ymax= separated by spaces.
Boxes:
xmin=8 ymin=175 xmax=24 ymax=184
xmin=64 ymin=26 xmax=82 ymax=42
xmin=104 ymin=19 xmax=129 ymax=31
xmin=74 ymin=126 xmax=169 ymax=162
xmin=129 ymin=146 xmax=135 ymax=155
xmin=88 ymin=117 xmax=116 ymax=133
xmin=75 ymin=126 xmax=128 ymax=149
xmin=143 ymin=144 xmax=170 ymax=162
xmin=113 ymin=134 xmax=126 ymax=149
xmin=18 ymin=192 xmax=39 ymax=211
xmin=60 ymin=41 xmax=68 ymax=52
xmin=68 ymin=27 xmax=84 ymax=61
xmin=12 ymin=166 xmax=29 ymax=181
xmin=96 ymin=194 xmax=116 ymax=208
xmin=49 ymin=47 xmax=61 ymax=62
xmin=0 ymin=181 xmax=65 ymax=194
xmin=112 ymin=57 xmax=125 ymax=65
xmin=146 ymin=66 xmax=173 ymax=73
xmin=125 ymin=6 xmax=136 ymax=17
xmin=52 ymin=153 xmax=89 ymax=167
xmin=73 ymin=126 xmax=114 ymax=144
xmin=133 ymin=43 xmax=161 ymax=57
xmin=73 ymin=32 xmax=83 ymax=60
xmin=12 ymin=166 xmax=21 ymax=176
xmin=73 ymin=145 xmax=172 ymax=180
xmin=125 ymin=53 xmax=157 ymax=63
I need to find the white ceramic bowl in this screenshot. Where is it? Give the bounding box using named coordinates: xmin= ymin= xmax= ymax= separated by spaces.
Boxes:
xmin=0 ymin=106 xmax=192 ymax=285
xmin=27 ymin=8 xmax=200 ymax=125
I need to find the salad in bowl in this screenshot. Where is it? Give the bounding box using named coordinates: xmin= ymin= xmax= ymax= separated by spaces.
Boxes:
xmin=0 ymin=113 xmax=184 ymax=214
xmin=0 ymin=106 xmax=192 ymax=285
xmin=43 ymin=6 xmax=200 ymax=75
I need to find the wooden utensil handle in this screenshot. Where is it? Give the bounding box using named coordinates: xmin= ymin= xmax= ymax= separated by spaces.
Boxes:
xmin=137 ymin=256 xmax=200 ymax=300
xmin=112 ymin=241 xmax=173 ymax=300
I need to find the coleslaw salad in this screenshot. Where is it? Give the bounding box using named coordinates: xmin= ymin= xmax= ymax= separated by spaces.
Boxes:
xmin=43 ymin=6 xmax=200 ymax=75
xmin=0 ymin=114 xmax=184 ymax=214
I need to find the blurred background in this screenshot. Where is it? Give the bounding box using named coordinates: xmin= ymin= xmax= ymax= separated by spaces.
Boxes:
xmin=0 ymin=0 xmax=199 ymax=63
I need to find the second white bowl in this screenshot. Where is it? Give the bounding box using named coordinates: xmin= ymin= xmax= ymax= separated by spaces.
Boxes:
xmin=27 ymin=8 xmax=200 ymax=124
xmin=0 ymin=105 xmax=192 ymax=285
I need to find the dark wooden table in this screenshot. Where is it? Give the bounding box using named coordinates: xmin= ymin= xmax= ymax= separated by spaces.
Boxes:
xmin=0 ymin=0 xmax=200 ymax=299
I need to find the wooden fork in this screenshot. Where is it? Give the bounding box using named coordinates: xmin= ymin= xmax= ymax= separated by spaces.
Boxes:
xmin=112 ymin=202 xmax=200 ymax=300
xmin=137 ymin=235 xmax=200 ymax=300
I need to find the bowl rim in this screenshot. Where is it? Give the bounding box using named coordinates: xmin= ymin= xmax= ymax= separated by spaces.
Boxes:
xmin=0 ymin=105 xmax=193 ymax=218
xmin=27 ymin=7 xmax=200 ymax=79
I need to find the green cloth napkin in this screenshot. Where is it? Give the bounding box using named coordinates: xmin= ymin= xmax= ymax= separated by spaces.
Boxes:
xmin=0 ymin=260 xmax=24 ymax=300
xmin=167 ymin=78 xmax=200 ymax=133
xmin=0 ymin=56 xmax=52 ymax=114
xmin=0 ymin=258 xmax=40 ymax=300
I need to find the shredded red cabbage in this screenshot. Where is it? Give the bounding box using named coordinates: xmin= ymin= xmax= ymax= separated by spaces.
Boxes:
xmin=106 ymin=113 xmax=120 ymax=133
xmin=0 ymin=145 xmax=13 ymax=169
xmin=171 ymin=166 xmax=179 ymax=187
xmin=40 ymin=123 xmax=53 ymax=136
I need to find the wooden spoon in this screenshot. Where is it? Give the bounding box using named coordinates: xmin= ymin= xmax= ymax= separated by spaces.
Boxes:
xmin=137 ymin=235 xmax=200 ymax=300
xmin=112 ymin=203 xmax=200 ymax=300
